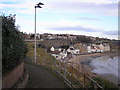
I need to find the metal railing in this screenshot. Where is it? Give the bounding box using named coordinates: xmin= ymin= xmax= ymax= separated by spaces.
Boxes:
xmin=35 ymin=54 xmax=104 ymax=89
xmin=54 ymin=59 xmax=104 ymax=89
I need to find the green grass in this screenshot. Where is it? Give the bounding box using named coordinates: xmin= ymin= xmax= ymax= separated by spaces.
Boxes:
xmin=26 ymin=42 xmax=55 ymax=64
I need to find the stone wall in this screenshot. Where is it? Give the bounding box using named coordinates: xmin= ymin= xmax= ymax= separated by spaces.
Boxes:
xmin=2 ymin=62 xmax=24 ymax=88
xmin=12 ymin=69 xmax=29 ymax=88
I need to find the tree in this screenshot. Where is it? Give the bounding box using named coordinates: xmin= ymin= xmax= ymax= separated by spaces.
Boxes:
xmin=60 ymin=45 xmax=69 ymax=50
xmin=76 ymin=36 xmax=92 ymax=44
xmin=2 ymin=14 xmax=28 ymax=74
xmin=30 ymin=34 xmax=34 ymax=39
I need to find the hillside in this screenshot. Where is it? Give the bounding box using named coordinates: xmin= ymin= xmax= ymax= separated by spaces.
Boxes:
xmin=26 ymin=42 xmax=55 ymax=68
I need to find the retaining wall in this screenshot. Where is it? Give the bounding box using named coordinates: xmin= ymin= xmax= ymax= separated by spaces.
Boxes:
xmin=2 ymin=62 xmax=24 ymax=88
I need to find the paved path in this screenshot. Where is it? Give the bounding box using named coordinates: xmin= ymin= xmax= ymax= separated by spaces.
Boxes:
xmin=24 ymin=57 xmax=66 ymax=88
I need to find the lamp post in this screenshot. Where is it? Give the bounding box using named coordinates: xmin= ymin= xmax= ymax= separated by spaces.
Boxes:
xmin=34 ymin=2 xmax=44 ymax=63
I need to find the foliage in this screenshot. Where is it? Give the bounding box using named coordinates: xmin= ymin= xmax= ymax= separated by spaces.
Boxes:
xmin=46 ymin=46 xmax=51 ymax=52
xmin=76 ymin=36 xmax=92 ymax=44
xmin=2 ymin=15 xmax=28 ymax=75
xmin=93 ymin=77 xmax=119 ymax=89
xmin=60 ymin=45 xmax=69 ymax=50
xmin=38 ymin=43 xmax=46 ymax=48
xmin=26 ymin=42 xmax=55 ymax=64
xmin=30 ymin=34 xmax=34 ymax=39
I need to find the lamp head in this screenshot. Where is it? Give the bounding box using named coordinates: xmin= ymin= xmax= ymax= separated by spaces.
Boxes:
xmin=35 ymin=5 xmax=42 ymax=8
xmin=38 ymin=2 xmax=44 ymax=5
xmin=35 ymin=2 xmax=44 ymax=8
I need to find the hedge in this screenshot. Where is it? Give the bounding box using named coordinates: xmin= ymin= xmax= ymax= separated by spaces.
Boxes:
xmin=2 ymin=15 xmax=27 ymax=75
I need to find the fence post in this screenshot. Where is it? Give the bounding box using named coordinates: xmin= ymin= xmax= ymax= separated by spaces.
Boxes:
xmin=49 ymin=60 xmax=51 ymax=70
xmin=59 ymin=60 xmax=60 ymax=73
xmin=54 ymin=59 xmax=56 ymax=71
xmin=71 ymin=65 xmax=73 ymax=88
xmin=64 ymin=61 xmax=66 ymax=82
xmin=94 ymin=83 xmax=98 ymax=90
xmin=83 ymin=75 xmax=85 ymax=90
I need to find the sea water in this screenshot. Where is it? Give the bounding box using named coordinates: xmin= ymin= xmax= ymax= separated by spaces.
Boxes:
xmin=91 ymin=55 xmax=119 ymax=78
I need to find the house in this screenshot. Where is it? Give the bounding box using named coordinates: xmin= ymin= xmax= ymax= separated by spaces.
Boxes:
xmin=51 ymin=51 xmax=61 ymax=60
xmin=87 ymin=43 xmax=110 ymax=53
xmin=74 ymin=43 xmax=87 ymax=54
xmin=98 ymin=44 xmax=104 ymax=52
xmin=87 ymin=46 xmax=92 ymax=53
xmin=103 ymin=43 xmax=110 ymax=51
xmin=22 ymin=33 xmax=30 ymax=39
xmin=50 ymin=46 xmax=62 ymax=52
xmin=95 ymin=46 xmax=101 ymax=52
xmin=87 ymin=44 xmax=96 ymax=53
xmin=68 ymin=34 xmax=77 ymax=41
xmin=51 ymin=50 xmax=67 ymax=60
xmin=51 ymin=47 xmax=55 ymax=52
xmin=97 ymin=43 xmax=110 ymax=52
xmin=60 ymin=50 xmax=67 ymax=59
xmin=67 ymin=46 xmax=80 ymax=54
xmin=36 ymin=34 xmax=41 ymax=40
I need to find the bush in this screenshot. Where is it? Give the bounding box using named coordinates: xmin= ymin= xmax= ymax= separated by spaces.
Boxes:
xmin=93 ymin=77 xmax=119 ymax=89
xmin=76 ymin=36 xmax=93 ymax=44
xmin=60 ymin=45 xmax=69 ymax=50
xmin=2 ymin=15 xmax=28 ymax=75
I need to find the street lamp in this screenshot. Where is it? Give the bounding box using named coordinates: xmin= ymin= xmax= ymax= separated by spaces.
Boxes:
xmin=34 ymin=2 xmax=44 ymax=63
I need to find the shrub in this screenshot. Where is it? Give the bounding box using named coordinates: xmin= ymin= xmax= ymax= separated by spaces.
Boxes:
xmin=93 ymin=77 xmax=119 ymax=89
xmin=2 ymin=15 xmax=28 ymax=75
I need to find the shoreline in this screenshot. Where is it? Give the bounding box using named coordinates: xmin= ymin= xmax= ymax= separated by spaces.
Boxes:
xmin=68 ymin=51 xmax=119 ymax=85
xmin=69 ymin=51 xmax=118 ymax=66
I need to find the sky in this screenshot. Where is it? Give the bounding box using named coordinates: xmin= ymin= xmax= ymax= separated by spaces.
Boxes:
xmin=0 ymin=0 xmax=119 ymax=40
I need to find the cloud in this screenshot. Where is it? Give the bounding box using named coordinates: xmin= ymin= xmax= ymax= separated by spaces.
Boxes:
xmin=0 ymin=0 xmax=21 ymax=3
xmin=45 ymin=2 xmax=117 ymax=16
xmin=42 ymin=0 xmax=117 ymax=4
xmin=48 ymin=25 xmax=101 ymax=32
xmin=103 ymin=31 xmax=119 ymax=35
xmin=0 ymin=0 xmax=117 ymax=40
xmin=0 ymin=0 xmax=40 ymax=14
xmin=0 ymin=0 xmax=117 ymax=16
xmin=76 ymin=17 xmax=101 ymax=21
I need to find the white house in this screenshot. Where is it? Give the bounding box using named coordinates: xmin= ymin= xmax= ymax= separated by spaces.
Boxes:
xmin=96 ymin=46 xmax=101 ymax=52
xmin=87 ymin=43 xmax=110 ymax=53
xmin=60 ymin=51 xmax=67 ymax=59
xmin=87 ymin=45 xmax=96 ymax=53
xmin=51 ymin=51 xmax=61 ymax=60
xmin=51 ymin=46 xmax=55 ymax=52
xmin=67 ymin=46 xmax=80 ymax=54
xmin=98 ymin=44 xmax=104 ymax=52
xmin=103 ymin=43 xmax=110 ymax=51
xmin=51 ymin=50 xmax=67 ymax=60
xmin=50 ymin=46 xmax=62 ymax=52
xmin=87 ymin=46 xmax=92 ymax=53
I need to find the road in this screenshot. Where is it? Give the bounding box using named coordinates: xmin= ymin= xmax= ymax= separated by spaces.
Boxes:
xmin=24 ymin=57 xmax=66 ymax=88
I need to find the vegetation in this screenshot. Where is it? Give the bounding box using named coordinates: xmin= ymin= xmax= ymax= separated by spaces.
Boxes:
xmin=26 ymin=42 xmax=55 ymax=65
xmin=38 ymin=43 xmax=46 ymax=48
xmin=2 ymin=15 xmax=28 ymax=75
xmin=26 ymin=42 xmax=119 ymax=89
xmin=92 ymin=77 xmax=119 ymax=89
xmin=76 ymin=36 xmax=93 ymax=44
xmin=30 ymin=34 xmax=34 ymax=39
xmin=60 ymin=45 xmax=69 ymax=50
